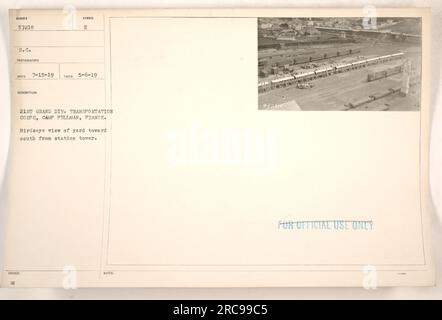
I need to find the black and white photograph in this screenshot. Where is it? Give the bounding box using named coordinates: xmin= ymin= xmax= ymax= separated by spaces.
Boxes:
xmin=258 ymin=17 xmax=422 ymax=111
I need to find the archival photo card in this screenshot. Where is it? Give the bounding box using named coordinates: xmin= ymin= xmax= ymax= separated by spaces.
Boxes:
xmin=2 ymin=8 xmax=433 ymax=288
xmin=258 ymin=17 xmax=422 ymax=111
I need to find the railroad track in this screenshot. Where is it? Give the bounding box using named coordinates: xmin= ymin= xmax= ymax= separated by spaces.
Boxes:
xmin=258 ymin=52 xmax=405 ymax=93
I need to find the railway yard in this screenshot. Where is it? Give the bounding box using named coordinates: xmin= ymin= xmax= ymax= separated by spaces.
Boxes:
xmin=258 ymin=19 xmax=422 ymax=111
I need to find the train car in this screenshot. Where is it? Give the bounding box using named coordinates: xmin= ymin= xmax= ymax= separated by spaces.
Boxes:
xmin=348 ymin=96 xmax=373 ymax=108
xmin=294 ymin=73 xmax=306 ymax=80
xmin=303 ymin=71 xmax=316 ymax=80
xmin=310 ymin=53 xmax=324 ymax=62
xmin=337 ymin=49 xmax=351 ymax=56
xmin=270 ymin=56 xmax=284 ymax=64
xmin=258 ymin=51 xmax=407 ymax=94
xmin=258 ymin=43 xmax=281 ymax=50
xmin=366 ymin=57 xmax=380 ymax=64
xmin=329 ymin=51 xmax=338 ymax=58
xmin=351 ymin=60 xmax=367 ymax=69
xmin=258 ymin=69 xmax=268 ymax=78
xmin=294 ymin=55 xmax=310 ymax=65
xmin=271 ymin=75 xmax=295 ymax=88
xmin=335 ymin=63 xmax=352 ymax=73
xmin=314 ymin=66 xmax=334 ymax=77
xmin=295 ymin=71 xmax=315 ymax=81
xmin=258 ymin=81 xmax=271 ymax=93
xmin=369 ymin=91 xmax=391 ymax=100
xmin=323 ymin=50 xmax=338 ymax=59
xmin=258 ymin=58 xmax=268 ymax=67
xmin=314 ymin=68 xmax=326 ymax=76
xmin=391 ymin=52 xmax=405 ymax=58
xmin=367 ymin=65 xmax=403 ymax=82
xmin=386 ymin=65 xmax=403 ymax=76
